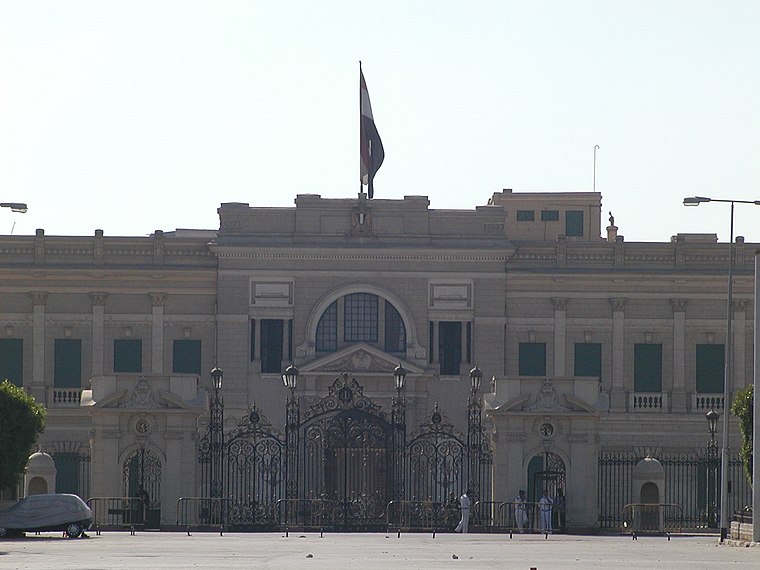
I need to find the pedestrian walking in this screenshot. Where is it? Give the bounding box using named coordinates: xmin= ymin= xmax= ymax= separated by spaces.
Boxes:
xmin=454 ymin=489 xmax=471 ymax=533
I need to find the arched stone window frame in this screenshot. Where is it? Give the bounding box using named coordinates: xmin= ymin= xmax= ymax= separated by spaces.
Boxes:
xmin=296 ymin=284 xmax=426 ymax=361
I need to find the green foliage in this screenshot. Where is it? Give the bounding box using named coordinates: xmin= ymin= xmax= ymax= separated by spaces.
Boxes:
xmin=730 ymin=384 xmax=753 ymax=486
xmin=0 ymin=380 xmax=46 ymax=489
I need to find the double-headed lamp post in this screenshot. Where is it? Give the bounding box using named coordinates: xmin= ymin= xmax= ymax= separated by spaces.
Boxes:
xmin=684 ymin=196 xmax=760 ymax=540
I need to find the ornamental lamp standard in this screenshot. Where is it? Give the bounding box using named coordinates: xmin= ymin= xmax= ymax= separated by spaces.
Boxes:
xmin=467 ymin=365 xmax=484 ymax=501
xmin=208 ymin=366 xmax=225 ymax=503
xmin=684 ymin=195 xmax=760 ymax=541
xmin=393 ymin=363 xmax=407 ymax=394
xmin=211 ymin=366 xmax=224 ymax=392
xmin=282 ymin=364 xmax=300 ymax=508
xmin=469 ymin=365 xmax=483 ymax=394
xmin=282 ymin=364 xmax=299 ymax=395
xmin=706 ymin=409 xmax=720 ymax=528
xmin=391 ymin=364 xmax=407 ymax=501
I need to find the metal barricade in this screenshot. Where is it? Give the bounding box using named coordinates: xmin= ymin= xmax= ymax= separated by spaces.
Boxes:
xmin=87 ymin=497 xmax=146 ymax=533
xmin=176 ymin=497 xmax=232 ymax=534
xmin=386 ymin=500 xmax=447 ymax=535
xmin=622 ymin=503 xmax=684 ymax=535
xmin=275 ymin=498 xmax=343 ymax=532
xmin=471 ymin=501 xmax=506 ymax=532
xmin=497 ymin=501 xmax=558 ymax=534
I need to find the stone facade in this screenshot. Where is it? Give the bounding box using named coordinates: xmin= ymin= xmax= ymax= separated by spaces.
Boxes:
xmin=0 ymin=190 xmax=753 ymax=529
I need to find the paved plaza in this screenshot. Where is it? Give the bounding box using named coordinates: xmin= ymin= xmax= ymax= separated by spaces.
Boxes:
xmin=0 ymin=532 xmax=757 ymax=569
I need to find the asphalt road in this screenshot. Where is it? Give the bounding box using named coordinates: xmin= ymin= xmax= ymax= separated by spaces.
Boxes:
xmin=0 ymin=531 xmax=756 ymax=569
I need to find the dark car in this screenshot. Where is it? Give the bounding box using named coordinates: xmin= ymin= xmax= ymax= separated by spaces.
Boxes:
xmin=0 ymin=493 xmax=92 ymax=538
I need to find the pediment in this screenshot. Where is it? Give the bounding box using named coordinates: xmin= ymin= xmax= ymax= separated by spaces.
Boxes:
xmin=92 ymin=377 xmax=190 ymax=410
xmin=487 ymin=379 xmax=599 ymax=415
xmin=299 ymin=343 xmax=425 ymax=376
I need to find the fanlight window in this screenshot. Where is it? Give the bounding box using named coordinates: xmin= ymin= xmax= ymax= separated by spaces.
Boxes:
xmin=316 ymin=294 xmax=406 ymax=355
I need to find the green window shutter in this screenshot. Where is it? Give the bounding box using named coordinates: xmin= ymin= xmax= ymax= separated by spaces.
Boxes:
xmin=260 ymin=319 xmax=284 ymax=374
xmin=696 ymin=344 xmax=725 ymax=393
xmin=114 ymin=339 xmax=142 ymax=373
xmin=565 ymin=210 xmax=584 ymax=237
xmin=540 ymin=210 xmax=559 ymax=221
xmin=0 ymin=338 xmax=23 ymax=386
xmin=53 ymin=454 xmax=81 ymax=495
xmin=173 ymin=340 xmax=201 ymax=374
xmin=517 ymin=210 xmax=535 ymax=221
xmin=574 ymin=343 xmax=602 ymax=379
xmin=519 ymin=343 xmax=546 ymax=376
xmin=439 ymin=321 xmax=462 ymax=375
xmin=634 ymin=344 xmax=663 ymax=392
xmin=54 ymin=339 xmax=82 ymax=388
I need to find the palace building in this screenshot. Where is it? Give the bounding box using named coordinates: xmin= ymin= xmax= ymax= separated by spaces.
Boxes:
xmin=0 ymin=189 xmax=753 ymax=531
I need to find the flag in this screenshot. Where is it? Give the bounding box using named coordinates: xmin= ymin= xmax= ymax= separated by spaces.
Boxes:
xmin=360 ymin=68 xmax=384 ymax=199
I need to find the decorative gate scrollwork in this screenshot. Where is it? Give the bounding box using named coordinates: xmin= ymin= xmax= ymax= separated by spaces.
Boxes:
xmin=286 ymin=374 xmax=394 ymax=530
xmin=406 ymin=404 xmax=467 ymax=527
xmin=199 ymin=374 xmax=494 ymax=531
xmin=199 ymin=402 xmax=285 ymax=530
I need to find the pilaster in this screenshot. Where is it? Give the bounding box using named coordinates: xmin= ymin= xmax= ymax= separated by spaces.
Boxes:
xmin=670 ymin=298 xmax=688 ymax=412
xmin=609 ymin=298 xmax=626 ymax=412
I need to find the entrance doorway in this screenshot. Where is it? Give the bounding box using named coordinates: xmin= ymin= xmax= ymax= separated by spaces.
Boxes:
xmin=527 ymin=452 xmax=566 ymax=503
xmin=123 ymin=448 xmax=162 ymax=529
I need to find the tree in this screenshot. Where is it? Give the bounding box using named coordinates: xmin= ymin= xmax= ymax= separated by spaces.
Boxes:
xmin=0 ymin=380 xmax=46 ymax=489
xmin=730 ymin=384 xmax=753 ymax=486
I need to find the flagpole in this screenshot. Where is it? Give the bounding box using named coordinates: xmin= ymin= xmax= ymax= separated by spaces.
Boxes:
xmin=359 ymin=61 xmax=365 ymax=197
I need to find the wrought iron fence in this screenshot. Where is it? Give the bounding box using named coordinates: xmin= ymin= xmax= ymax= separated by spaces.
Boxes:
xmin=598 ymin=450 xmax=751 ymax=530
xmin=198 ymin=375 xmax=493 ymax=532
xmin=621 ymin=503 xmax=684 ymax=534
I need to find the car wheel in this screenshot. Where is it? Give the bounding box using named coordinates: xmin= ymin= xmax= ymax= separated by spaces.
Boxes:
xmin=65 ymin=522 xmax=83 ymax=538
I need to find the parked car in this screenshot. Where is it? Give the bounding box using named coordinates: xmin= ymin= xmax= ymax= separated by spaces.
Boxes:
xmin=0 ymin=493 xmax=92 ymax=538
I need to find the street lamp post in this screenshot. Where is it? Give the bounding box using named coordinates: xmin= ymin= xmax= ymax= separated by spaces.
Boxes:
xmin=0 ymin=202 xmax=28 ymax=213
xmin=684 ymin=196 xmax=760 ymax=540
xmin=706 ymin=409 xmax=719 ymax=528
xmin=282 ymin=364 xmax=300 ymax=510
xmin=467 ymin=365 xmax=484 ymax=501
xmin=392 ymin=364 xmax=407 ymax=502
xmin=208 ymin=367 xmax=224 ymax=501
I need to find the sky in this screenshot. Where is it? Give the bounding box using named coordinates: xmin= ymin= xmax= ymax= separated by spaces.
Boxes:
xmin=1 ymin=1 xmax=759 ymax=242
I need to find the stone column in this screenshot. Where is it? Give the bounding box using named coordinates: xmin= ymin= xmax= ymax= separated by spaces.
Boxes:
xmin=150 ymin=294 xmax=167 ymax=374
xmin=670 ymin=299 xmax=688 ymax=413
xmin=90 ymin=293 xmax=107 ymax=376
xmin=30 ymin=292 xmax=47 ymax=401
xmin=609 ymin=298 xmax=626 ymax=412
xmin=552 ymin=298 xmax=568 ymax=377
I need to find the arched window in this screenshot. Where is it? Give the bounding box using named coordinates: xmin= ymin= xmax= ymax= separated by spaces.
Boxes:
xmin=315 ymin=294 xmax=406 ymax=355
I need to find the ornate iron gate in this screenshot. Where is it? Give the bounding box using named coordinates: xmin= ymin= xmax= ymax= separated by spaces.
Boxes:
xmin=198 ymin=403 xmax=286 ymax=529
xmin=198 ymin=373 xmax=494 ymax=531
xmin=286 ymin=375 xmax=394 ymax=530
xmin=406 ymin=404 xmax=466 ymax=527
